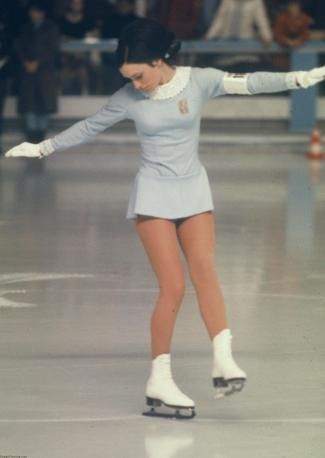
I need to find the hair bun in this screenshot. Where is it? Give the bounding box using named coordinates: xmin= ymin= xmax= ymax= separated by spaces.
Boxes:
xmin=164 ymin=40 xmax=181 ymax=61
xmin=116 ymin=19 xmax=182 ymax=67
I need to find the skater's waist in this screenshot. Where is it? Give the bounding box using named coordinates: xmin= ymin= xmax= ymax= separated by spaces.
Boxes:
xmin=138 ymin=164 xmax=204 ymax=181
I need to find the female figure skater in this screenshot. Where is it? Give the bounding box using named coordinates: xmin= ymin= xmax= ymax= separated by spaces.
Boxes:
xmin=6 ymin=19 xmax=325 ymax=419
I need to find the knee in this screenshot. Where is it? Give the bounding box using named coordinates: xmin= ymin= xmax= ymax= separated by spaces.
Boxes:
xmin=189 ymin=256 xmax=216 ymax=288
xmin=159 ymin=278 xmax=185 ymax=306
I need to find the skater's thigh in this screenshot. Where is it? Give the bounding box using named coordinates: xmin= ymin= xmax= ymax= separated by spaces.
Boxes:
xmin=177 ymin=212 xmax=216 ymax=283
xmin=135 ymin=216 xmax=185 ymax=291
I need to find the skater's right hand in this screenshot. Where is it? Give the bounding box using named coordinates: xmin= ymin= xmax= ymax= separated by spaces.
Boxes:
xmin=5 ymin=142 xmax=41 ymax=158
xmin=293 ymin=66 xmax=325 ymax=89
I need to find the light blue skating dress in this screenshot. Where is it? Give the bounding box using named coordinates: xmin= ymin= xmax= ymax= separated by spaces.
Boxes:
xmin=41 ymin=66 xmax=290 ymax=219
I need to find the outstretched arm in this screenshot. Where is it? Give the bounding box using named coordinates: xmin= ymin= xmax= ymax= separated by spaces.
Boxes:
xmin=5 ymin=87 xmax=130 ymax=159
xmin=223 ymin=67 xmax=325 ymax=95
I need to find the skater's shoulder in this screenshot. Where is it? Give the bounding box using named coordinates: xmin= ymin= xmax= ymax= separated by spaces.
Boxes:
xmin=191 ymin=66 xmax=225 ymax=83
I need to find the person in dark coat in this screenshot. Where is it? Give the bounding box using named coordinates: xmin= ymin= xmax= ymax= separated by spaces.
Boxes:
xmin=100 ymin=0 xmax=140 ymax=40
xmin=15 ymin=0 xmax=60 ymax=143
xmin=57 ymin=0 xmax=97 ymax=94
xmin=6 ymin=0 xmax=30 ymax=38
xmin=0 ymin=5 xmax=13 ymax=155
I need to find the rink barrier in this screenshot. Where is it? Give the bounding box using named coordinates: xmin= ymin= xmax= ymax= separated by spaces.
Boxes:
xmin=4 ymin=39 xmax=325 ymax=132
xmin=61 ymin=38 xmax=325 ymax=133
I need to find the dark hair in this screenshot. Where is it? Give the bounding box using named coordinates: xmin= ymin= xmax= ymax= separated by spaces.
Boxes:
xmin=115 ymin=18 xmax=181 ymax=68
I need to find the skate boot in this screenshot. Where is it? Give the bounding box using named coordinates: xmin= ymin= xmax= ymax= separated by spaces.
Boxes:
xmin=212 ymin=329 xmax=247 ymax=399
xmin=143 ymin=354 xmax=195 ymax=419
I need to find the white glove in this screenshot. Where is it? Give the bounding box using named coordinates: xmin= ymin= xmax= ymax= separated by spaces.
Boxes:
xmin=288 ymin=66 xmax=325 ymax=89
xmin=5 ymin=142 xmax=41 ymax=158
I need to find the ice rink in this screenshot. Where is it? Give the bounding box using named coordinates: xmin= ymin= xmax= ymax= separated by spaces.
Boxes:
xmin=0 ymin=135 xmax=324 ymax=457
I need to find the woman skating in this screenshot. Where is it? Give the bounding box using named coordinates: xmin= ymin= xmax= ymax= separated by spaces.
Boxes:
xmin=6 ymin=18 xmax=325 ymax=419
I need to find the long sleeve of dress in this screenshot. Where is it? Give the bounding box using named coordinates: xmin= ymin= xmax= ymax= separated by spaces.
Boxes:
xmin=196 ymin=67 xmax=295 ymax=99
xmin=41 ymin=86 xmax=132 ymax=154
xmin=247 ymin=72 xmax=289 ymax=94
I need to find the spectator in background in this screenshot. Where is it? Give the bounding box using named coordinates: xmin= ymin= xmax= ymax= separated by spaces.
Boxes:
xmin=15 ymin=0 xmax=60 ymax=145
xmin=52 ymin=0 xmax=67 ymax=18
xmin=101 ymin=0 xmax=140 ymax=38
xmin=203 ymin=0 xmax=273 ymax=72
xmin=53 ymin=0 xmax=104 ymax=21
xmin=110 ymin=0 xmax=148 ymax=17
xmin=3 ymin=1 xmax=31 ymax=129
xmin=272 ymin=1 xmax=312 ymax=72
xmin=152 ymin=0 xmax=203 ymax=40
xmin=100 ymin=0 xmax=141 ymax=94
xmin=6 ymin=0 xmax=31 ymax=39
xmin=204 ymin=0 xmax=272 ymax=45
xmin=301 ymin=0 xmax=325 ymax=39
xmin=274 ymin=1 xmax=312 ymax=48
xmin=264 ymin=0 xmax=286 ymax=24
xmin=0 ymin=5 xmax=13 ymax=155
xmin=58 ymin=0 xmax=97 ymax=94
xmin=198 ymin=0 xmax=220 ymax=36
xmin=58 ymin=0 xmax=95 ymax=39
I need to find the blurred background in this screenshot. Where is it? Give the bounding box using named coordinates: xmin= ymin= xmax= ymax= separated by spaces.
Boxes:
xmin=1 ymin=3 xmax=325 ymax=457
xmin=1 ymin=0 xmax=325 ymax=153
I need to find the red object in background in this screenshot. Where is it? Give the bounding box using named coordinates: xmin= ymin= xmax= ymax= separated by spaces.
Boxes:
xmin=307 ymin=128 xmax=325 ymax=160
xmin=155 ymin=0 xmax=202 ymax=39
xmin=274 ymin=10 xmax=312 ymax=47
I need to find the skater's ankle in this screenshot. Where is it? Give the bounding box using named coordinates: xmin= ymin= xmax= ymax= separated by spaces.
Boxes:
xmin=213 ymin=328 xmax=230 ymax=339
xmin=152 ymin=352 xmax=170 ymax=360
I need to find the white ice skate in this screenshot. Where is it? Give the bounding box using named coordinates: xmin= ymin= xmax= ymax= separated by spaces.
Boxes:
xmin=143 ymin=354 xmax=195 ymax=419
xmin=212 ymin=329 xmax=247 ymax=399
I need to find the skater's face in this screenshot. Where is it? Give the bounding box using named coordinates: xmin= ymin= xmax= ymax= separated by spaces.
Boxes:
xmin=120 ymin=61 xmax=165 ymax=93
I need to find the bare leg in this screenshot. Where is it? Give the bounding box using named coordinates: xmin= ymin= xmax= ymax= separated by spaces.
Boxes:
xmin=177 ymin=212 xmax=246 ymax=396
xmin=135 ymin=216 xmax=186 ymax=358
xmin=177 ymin=212 xmax=227 ymax=339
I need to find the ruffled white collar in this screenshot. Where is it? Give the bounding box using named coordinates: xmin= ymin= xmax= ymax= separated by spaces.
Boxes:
xmin=144 ymin=66 xmax=191 ymax=100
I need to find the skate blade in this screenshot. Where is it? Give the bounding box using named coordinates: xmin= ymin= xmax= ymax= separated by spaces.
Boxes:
xmin=213 ymin=377 xmax=246 ymax=399
xmin=142 ymin=397 xmax=196 ymax=420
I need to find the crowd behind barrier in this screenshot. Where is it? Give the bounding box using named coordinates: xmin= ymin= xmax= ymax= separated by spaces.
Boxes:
xmin=1 ymin=0 xmax=325 ymax=153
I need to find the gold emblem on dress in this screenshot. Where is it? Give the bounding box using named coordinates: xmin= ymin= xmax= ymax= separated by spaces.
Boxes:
xmin=178 ymin=99 xmax=189 ymax=114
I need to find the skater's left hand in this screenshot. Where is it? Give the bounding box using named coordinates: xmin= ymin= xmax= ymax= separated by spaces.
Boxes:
xmin=295 ymin=66 xmax=325 ymax=88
